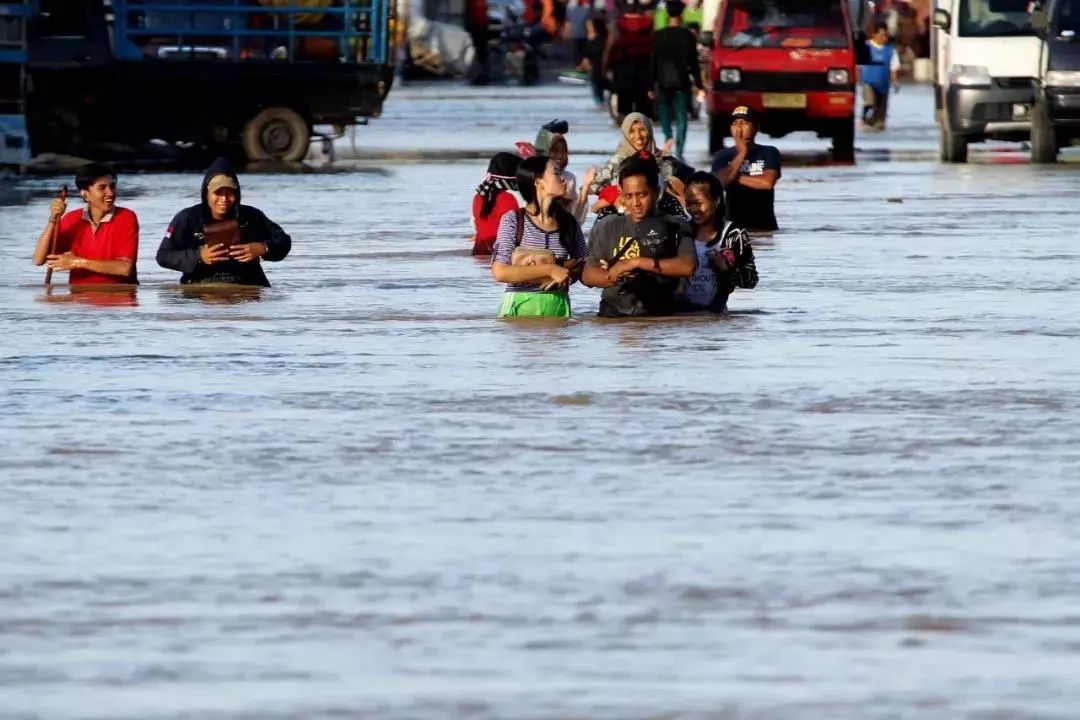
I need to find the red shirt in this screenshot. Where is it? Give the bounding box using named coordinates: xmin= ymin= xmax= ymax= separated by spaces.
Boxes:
xmin=472 ymin=192 xmax=519 ymax=255
xmin=56 ymin=207 xmax=139 ymax=284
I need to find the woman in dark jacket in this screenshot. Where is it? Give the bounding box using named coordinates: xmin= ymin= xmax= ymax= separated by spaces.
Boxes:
xmin=156 ymin=157 xmax=291 ymax=287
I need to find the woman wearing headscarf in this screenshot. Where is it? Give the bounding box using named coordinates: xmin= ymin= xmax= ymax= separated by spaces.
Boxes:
xmin=471 ymin=152 xmax=523 ymax=256
xmin=588 ymin=112 xmax=684 ymax=219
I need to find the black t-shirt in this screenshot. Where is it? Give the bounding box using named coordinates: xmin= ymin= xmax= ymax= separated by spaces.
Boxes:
xmin=711 ymin=143 xmax=782 ymax=231
xmin=652 ymin=26 xmax=703 ymax=91
xmin=587 ymin=214 xmax=697 ymax=317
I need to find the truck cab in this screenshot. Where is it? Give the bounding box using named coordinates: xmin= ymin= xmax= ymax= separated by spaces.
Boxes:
xmin=6 ymin=0 xmax=394 ymax=163
xmin=932 ymin=0 xmax=1041 ymax=163
xmin=1030 ymin=0 xmax=1080 ymax=162
xmin=704 ymin=0 xmax=869 ymax=161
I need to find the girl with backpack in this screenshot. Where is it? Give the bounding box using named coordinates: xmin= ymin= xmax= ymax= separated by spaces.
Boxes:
xmin=679 ymin=171 xmax=758 ymax=312
xmin=471 ymin=152 xmax=523 ymax=256
xmin=490 ymin=156 xmax=588 ymax=318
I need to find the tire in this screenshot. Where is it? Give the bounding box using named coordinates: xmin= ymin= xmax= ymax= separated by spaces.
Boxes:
xmin=939 ymin=110 xmax=968 ymax=164
xmin=708 ymin=112 xmax=726 ymax=155
xmin=1030 ymin=98 xmax=1059 ymax=164
xmin=832 ymin=117 xmax=855 ymax=162
xmin=242 ymin=106 xmax=310 ymax=163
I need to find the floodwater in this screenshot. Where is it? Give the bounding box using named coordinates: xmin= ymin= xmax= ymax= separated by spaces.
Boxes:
xmin=1 ymin=82 xmax=1079 ymax=719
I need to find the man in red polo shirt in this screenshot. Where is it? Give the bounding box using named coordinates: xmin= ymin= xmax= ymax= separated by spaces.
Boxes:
xmin=32 ymin=163 xmax=139 ymax=285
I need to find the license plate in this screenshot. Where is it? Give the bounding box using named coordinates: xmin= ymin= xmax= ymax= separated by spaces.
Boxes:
xmin=763 ymin=93 xmax=808 ymax=109
xmin=1012 ymin=103 xmax=1031 ymax=119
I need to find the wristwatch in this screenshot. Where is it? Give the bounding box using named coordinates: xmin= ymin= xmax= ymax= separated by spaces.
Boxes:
xmin=652 ymin=256 xmax=661 ymax=272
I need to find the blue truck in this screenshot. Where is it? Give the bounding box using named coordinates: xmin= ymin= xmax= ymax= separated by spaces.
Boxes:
xmin=0 ymin=0 xmax=394 ymax=164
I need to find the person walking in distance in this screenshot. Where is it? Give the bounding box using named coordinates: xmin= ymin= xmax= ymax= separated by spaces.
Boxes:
xmin=604 ymin=0 xmax=655 ymax=123
xmin=650 ymin=0 xmax=703 ymax=160
xmin=859 ymin=22 xmax=900 ymax=130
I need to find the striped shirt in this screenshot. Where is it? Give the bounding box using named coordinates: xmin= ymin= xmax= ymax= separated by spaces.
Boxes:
xmin=491 ymin=210 xmax=588 ymax=293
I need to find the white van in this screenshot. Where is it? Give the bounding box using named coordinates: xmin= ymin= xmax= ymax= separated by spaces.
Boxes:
xmin=932 ymin=0 xmax=1043 ymax=162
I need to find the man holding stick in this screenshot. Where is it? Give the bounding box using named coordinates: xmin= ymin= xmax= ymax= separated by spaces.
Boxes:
xmin=32 ymin=163 xmax=139 ymax=285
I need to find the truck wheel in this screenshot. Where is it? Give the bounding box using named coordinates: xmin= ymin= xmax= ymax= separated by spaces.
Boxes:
xmin=708 ymin=113 xmax=725 ymax=155
xmin=242 ymin=107 xmax=310 ymax=163
xmin=939 ymin=111 xmax=968 ymax=164
xmin=832 ymin=117 xmax=855 ymax=162
xmin=1030 ymin=98 xmax=1058 ymax=164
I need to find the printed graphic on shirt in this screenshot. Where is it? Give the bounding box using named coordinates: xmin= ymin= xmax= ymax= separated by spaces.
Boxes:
xmin=740 ymin=159 xmax=767 ymax=176
xmin=607 ymin=236 xmax=641 ymax=262
xmin=606 ymin=224 xmax=674 ymax=264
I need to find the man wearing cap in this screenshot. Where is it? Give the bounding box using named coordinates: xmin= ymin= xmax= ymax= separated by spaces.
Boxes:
xmin=710 ymin=106 xmax=781 ymax=232
xmin=156 ymin=157 xmax=291 ymax=287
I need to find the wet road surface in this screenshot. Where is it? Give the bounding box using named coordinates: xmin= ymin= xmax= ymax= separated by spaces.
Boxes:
xmin=1 ymin=81 xmax=1079 ymax=719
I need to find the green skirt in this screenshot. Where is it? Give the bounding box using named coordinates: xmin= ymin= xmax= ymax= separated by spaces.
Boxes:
xmin=497 ymin=290 xmax=571 ymax=318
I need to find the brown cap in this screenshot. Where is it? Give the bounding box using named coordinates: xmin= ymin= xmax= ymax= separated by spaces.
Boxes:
xmin=207 ymin=174 xmax=238 ymax=194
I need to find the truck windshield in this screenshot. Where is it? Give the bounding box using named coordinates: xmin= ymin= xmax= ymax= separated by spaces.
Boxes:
xmin=957 ymin=0 xmax=1035 ymax=37
xmin=721 ymin=0 xmax=848 ymax=49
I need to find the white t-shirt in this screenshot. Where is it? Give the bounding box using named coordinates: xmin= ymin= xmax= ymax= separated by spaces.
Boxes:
xmin=684 ymin=239 xmax=718 ymax=308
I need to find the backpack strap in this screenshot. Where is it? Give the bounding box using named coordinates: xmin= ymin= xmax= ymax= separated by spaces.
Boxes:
xmin=514 ymin=208 xmax=525 ymax=247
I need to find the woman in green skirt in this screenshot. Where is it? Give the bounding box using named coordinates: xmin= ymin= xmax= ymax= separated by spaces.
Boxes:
xmin=490 ymin=155 xmax=589 ymax=318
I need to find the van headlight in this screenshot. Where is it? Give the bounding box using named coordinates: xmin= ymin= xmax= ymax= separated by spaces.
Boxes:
xmin=827 ymin=68 xmax=850 ymax=85
xmin=1046 ymin=70 xmax=1080 ymax=87
xmin=719 ymin=68 xmax=741 ymax=84
xmin=949 ymin=64 xmax=992 ymax=87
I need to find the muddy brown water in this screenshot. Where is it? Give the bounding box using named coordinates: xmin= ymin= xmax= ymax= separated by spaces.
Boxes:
xmin=1 ymin=82 xmax=1079 ymax=719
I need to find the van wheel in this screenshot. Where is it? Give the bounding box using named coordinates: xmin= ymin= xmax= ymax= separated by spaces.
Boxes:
xmin=708 ymin=113 xmax=726 ymax=155
xmin=1030 ymin=98 xmax=1059 ymax=164
xmin=831 ymin=117 xmax=855 ymax=162
xmin=939 ymin=111 xmax=968 ymax=163
xmin=242 ymin=106 xmax=310 ymax=163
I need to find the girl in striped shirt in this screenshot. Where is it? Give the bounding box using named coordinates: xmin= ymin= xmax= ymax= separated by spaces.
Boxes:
xmin=490 ymin=156 xmax=589 ymax=318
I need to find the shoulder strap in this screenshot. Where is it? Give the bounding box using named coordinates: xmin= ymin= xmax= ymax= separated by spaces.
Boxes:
xmin=514 ymin=208 xmax=525 ymax=247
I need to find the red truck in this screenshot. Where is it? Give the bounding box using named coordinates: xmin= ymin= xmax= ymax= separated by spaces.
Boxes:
xmin=705 ymin=0 xmax=871 ymax=160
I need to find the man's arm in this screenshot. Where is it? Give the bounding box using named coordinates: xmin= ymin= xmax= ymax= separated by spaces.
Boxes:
xmin=45 ymin=254 xmax=133 ymax=278
xmin=650 ymin=31 xmax=659 ymax=88
xmin=156 ymin=213 xmax=203 ymax=273
xmin=581 ymin=221 xmax=616 ymax=288
xmin=687 ymin=30 xmax=703 ymax=90
xmin=607 ymin=253 xmax=695 ymax=280
xmin=601 ymin=21 xmax=617 ymax=75
xmin=737 ymin=146 xmax=781 ymax=190
xmin=257 ymin=211 xmax=291 ymax=261
xmin=582 ymin=261 xmax=616 ymax=288
xmin=737 ymin=169 xmax=779 ymax=190
xmin=715 ymin=146 xmax=746 ymax=188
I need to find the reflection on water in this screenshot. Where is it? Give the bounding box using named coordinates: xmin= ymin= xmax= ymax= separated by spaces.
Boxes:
xmin=169 ymin=284 xmax=265 ymax=305
xmin=1 ymin=85 xmax=1080 ymax=720
xmin=39 ymin=284 xmax=140 ymax=308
